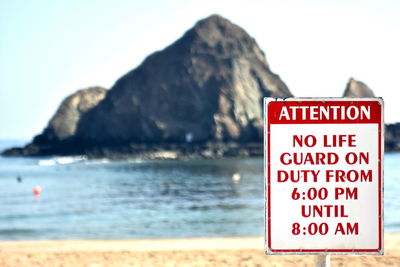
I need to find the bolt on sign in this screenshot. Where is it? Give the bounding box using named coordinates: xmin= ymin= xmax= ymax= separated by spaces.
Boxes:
xmin=264 ymin=98 xmax=384 ymax=255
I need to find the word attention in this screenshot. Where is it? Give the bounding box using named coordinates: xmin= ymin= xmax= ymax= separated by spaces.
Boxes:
xmin=279 ymin=105 xmax=370 ymax=120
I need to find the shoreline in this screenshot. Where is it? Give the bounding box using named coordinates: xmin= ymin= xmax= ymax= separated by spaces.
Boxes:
xmin=2 ymin=142 xmax=264 ymax=159
xmin=1 ymin=234 xmax=399 ymax=266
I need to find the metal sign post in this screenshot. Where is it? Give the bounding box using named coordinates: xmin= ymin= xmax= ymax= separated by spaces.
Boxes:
xmin=264 ymin=98 xmax=384 ymax=256
xmin=314 ymin=255 xmax=330 ymax=267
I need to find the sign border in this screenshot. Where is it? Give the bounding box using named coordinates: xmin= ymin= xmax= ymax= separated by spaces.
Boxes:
xmin=264 ymin=97 xmax=384 ymax=255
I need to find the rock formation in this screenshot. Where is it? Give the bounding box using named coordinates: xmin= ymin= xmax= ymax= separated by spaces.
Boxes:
xmin=74 ymin=14 xmax=292 ymax=145
xmin=342 ymin=77 xmax=400 ymax=152
xmin=385 ymin=123 xmax=400 ymax=151
xmin=3 ymin=87 xmax=107 ymax=156
xmin=5 ymin=16 xmax=400 ymax=157
xmin=3 ymin=14 xmax=292 ymax=157
xmin=342 ymin=78 xmax=375 ymax=97
xmin=34 ymin=86 xmax=107 ymax=144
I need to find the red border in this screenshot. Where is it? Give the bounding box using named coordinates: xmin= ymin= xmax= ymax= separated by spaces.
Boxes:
xmin=267 ymin=118 xmax=271 ymax=249
xmin=267 ymin=100 xmax=381 ymax=124
xmin=265 ymin=98 xmax=383 ymax=254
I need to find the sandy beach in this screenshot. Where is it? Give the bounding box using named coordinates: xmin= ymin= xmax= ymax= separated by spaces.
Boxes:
xmin=0 ymin=233 xmax=398 ymax=266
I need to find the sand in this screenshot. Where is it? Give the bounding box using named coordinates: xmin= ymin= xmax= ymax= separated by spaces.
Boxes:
xmin=0 ymin=233 xmax=399 ymax=266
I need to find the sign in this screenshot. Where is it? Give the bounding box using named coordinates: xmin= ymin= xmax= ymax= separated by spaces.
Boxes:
xmin=264 ymin=98 xmax=383 ymax=255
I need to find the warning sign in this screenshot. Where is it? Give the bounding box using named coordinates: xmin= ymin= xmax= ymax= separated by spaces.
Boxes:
xmin=264 ymin=98 xmax=384 ymax=255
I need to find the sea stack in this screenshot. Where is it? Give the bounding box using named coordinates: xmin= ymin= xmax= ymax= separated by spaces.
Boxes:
xmin=342 ymin=78 xmax=375 ymax=98
xmin=34 ymin=86 xmax=107 ymax=144
xmin=3 ymin=14 xmax=292 ymax=157
xmin=341 ymin=78 xmax=400 ymax=152
xmin=3 ymin=87 xmax=107 ymax=156
xmin=75 ymin=14 xmax=292 ymax=144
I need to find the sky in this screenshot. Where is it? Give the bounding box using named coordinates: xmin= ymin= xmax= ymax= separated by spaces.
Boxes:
xmin=1 ymin=0 xmax=399 ymax=140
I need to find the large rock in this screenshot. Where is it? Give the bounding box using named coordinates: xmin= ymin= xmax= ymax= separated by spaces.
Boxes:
xmin=341 ymin=78 xmax=400 ymax=152
xmin=34 ymin=86 xmax=107 ymax=144
xmin=74 ymin=14 xmax=292 ymax=145
xmin=3 ymin=14 xmax=292 ymax=157
xmin=342 ymin=78 xmax=375 ymax=97
xmin=385 ymin=123 xmax=400 ymax=151
xmin=2 ymin=87 xmax=107 ymax=156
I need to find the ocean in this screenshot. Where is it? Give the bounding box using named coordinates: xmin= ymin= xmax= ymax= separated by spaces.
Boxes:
xmin=0 ymin=140 xmax=399 ymax=240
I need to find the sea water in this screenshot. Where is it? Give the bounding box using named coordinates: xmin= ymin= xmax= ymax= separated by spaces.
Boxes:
xmin=0 ymin=140 xmax=399 ymax=240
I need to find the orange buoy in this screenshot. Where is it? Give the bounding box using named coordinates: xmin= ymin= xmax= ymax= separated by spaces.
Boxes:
xmin=33 ymin=185 xmax=41 ymax=195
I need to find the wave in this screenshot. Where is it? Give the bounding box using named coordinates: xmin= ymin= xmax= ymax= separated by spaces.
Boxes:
xmin=38 ymin=156 xmax=87 ymax=166
xmin=83 ymin=158 xmax=144 ymax=164
xmin=37 ymin=157 xmax=147 ymax=166
xmin=83 ymin=158 xmax=110 ymax=164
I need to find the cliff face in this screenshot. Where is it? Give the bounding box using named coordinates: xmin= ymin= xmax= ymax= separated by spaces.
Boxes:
xmin=74 ymin=14 xmax=292 ymax=145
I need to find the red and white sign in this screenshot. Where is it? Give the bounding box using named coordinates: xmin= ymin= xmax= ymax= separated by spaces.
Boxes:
xmin=264 ymin=98 xmax=384 ymax=255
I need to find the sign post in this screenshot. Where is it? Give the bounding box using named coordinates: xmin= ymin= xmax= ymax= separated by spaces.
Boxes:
xmin=264 ymin=98 xmax=384 ymax=256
